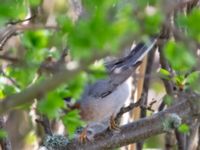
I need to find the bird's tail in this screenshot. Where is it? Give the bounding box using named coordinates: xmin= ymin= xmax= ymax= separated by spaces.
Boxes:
xmin=105 ymin=37 xmax=157 ymax=87
xmin=106 ymin=37 xmax=157 ymax=74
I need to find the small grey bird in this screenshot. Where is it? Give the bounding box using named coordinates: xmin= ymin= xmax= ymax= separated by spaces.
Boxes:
xmin=71 ymin=37 xmax=157 ymax=141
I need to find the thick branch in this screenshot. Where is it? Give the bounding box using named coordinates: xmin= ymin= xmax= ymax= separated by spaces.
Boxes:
xmin=64 ymin=93 xmax=199 ymax=150
xmin=0 ymin=51 xmax=112 ymax=114
xmin=0 ymin=69 xmax=82 ymax=114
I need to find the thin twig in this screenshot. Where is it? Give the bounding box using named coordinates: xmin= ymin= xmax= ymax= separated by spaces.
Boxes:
xmin=0 ymin=55 xmax=19 ymax=62
xmin=6 ymin=15 xmax=36 ymax=25
xmin=0 ymin=24 xmax=58 ymax=50
xmin=0 ymin=69 xmax=21 ymax=89
xmin=116 ymin=98 xmax=142 ymax=120
xmin=35 ymin=116 xmax=53 ymax=136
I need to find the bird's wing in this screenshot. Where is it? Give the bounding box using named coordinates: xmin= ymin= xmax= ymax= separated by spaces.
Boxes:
xmin=88 ymin=37 xmax=157 ymax=98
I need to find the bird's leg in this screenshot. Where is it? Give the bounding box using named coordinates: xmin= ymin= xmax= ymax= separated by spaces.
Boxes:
xmin=109 ymin=115 xmax=120 ymax=131
xmin=78 ymin=126 xmax=88 ymax=143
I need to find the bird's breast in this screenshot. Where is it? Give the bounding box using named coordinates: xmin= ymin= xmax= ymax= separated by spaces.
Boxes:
xmin=80 ymin=77 xmax=132 ymax=123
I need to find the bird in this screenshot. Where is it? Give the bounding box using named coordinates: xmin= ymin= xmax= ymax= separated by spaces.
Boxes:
xmin=67 ymin=37 xmax=157 ymax=141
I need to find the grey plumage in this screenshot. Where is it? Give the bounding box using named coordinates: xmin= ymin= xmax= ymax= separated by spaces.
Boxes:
xmin=76 ymin=37 xmax=157 ymax=138
xmin=82 ymin=38 xmax=157 ymax=99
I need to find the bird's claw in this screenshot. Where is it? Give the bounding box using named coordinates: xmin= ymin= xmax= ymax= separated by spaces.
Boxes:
xmin=78 ymin=127 xmax=89 ymax=143
xmin=109 ymin=115 xmax=120 ymax=131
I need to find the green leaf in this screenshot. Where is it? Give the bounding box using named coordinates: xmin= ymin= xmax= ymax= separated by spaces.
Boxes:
xmin=88 ymin=60 xmax=107 ymax=81
xmin=186 ymin=9 xmax=200 ymax=42
xmin=185 ymin=71 xmax=200 ymax=91
xmin=0 ymin=90 xmax=5 ymax=99
xmin=65 ymin=73 xmax=87 ymax=99
xmin=159 ymin=68 xmax=170 ymax=79
xmin=29 ymin=0 xmax=41 ymax=6
xmin=164 ymin=41 xmax=196 ymax=71
xmin=186 ymin=71 xmax=200 ymax=84
xmin=178 ymin=123 xmax=189 ymax=133
xmin=57 ymin=15 xmax=73 ymax=33
xmin=163 ymin=95 xmax=173 ymax=106
xmin=2 ymin=85 xmax=17 ymax=96
xmin=67 ymin=0 xmax=139 ymax=60
xmin=0 ymin=129 xmax=8 ymax=139
xmin=62 ymin=110 xmax=85 ymax=138
xmin=0 ymin=0 xmax=27 ymax=20
xmin=173 ymin=75 xmax=185 ymax=86
xmin=8 ymin=67 xmax=37 ymax=88
xmin=38 ymin=91 xmax=65 ymax=119
xmin=22 ymin=30 xmax=49 ymax=49
xmin=177 ymin=9 xmax=200 ymax=42
xmin=144 ymin=12 xmax=163 ymax=34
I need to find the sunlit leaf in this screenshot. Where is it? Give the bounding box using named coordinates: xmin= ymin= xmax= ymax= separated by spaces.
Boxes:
xmin=144 ymin=12 xmax=163 ymax=34
xmin=178 ymin=124 xmax=189 ymax=133
xmin=62 ymin=110 xmax=85 ymax=138
xmin=38 ymin=91 xmax=65 ymax=119
xmin=164 ymin=41 xmax=196 ymax=71
xmin=0 ymin=129 xmax=7 ymax=139
xmin=186 ymin=9 xmax=200 ymax=42
xmin=159 ymin=68 xmax=170 ymax=79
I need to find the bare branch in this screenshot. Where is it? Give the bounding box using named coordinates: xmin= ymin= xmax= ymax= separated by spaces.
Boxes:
xmin=116 ymin=98 xmax=142 ymax=120
xmin=0 ymin=69 xmax=21 ymax=89
xmin=0 ymin=55 xmax=19 ymax=62
xmin=0 ymin=24 xmax=58 ymax=50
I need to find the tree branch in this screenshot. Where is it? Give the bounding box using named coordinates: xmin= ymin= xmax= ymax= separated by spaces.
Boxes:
xmin=0 ymin=117 xmax=12 ymax=150
xmin=0 ymin=69 xmax=82 ymax=114
xmin=137 ymin=43 xmax=156 ymax=150
xmin=63 ymin=92 xmax=199 ymax=150
xmin=35 ymin=115 xmax=53 ymax=136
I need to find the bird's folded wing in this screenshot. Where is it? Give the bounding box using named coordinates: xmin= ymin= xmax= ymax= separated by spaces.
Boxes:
xmin=88 ymin=37 xmax=157 ymax=98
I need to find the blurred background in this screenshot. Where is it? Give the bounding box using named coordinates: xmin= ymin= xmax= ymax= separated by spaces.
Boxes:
xmin=0 ymin=0 xmax=199 ymax=150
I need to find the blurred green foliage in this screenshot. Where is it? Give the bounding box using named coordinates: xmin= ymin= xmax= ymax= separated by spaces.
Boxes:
xmin=178 ymin=8 xmax=200 ymax=42
xmin=0 ymin=129 xmax=8 ymax=139
xmin=38 ymin=90 xmax=66 ymax=119
xmin=0 ymin=0 xmax=27 ymax=25
xmin=178 ymin=123 xmax=189 ymax=133
xmin=62 ymin=110 xmax=85 ymax=138
xmin=144 ymin=135 xmax=164 ymax=148
xmin=24 ymin=131 xmax=37 ymax=145
xmin=185 ymin=71 xmax=200 ymax=91
xmin=0 ymin=0 xmax=199 ymax=148
xmin=164 ymin=41 xmax=196 ymax=71
xmin=163 ymin=95 xmax=173 ymax=106
xmin=159 ymin=68 xmax=171 ymax=80
xmin=64 ymin=72 xmax=87 ymax=100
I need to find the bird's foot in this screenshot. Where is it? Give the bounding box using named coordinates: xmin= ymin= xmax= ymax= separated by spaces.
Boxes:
xmin=78 ymin=127 xmax=89 ymax=143
xmin=109 ymin=115 xmax=120 ymax=132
